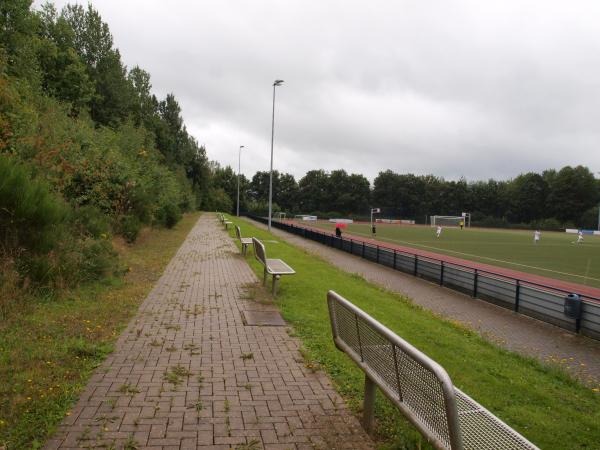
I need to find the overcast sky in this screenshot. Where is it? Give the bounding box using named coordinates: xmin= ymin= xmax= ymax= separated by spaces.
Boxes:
xmin=39 ymin=0 xmax=600 ymax=182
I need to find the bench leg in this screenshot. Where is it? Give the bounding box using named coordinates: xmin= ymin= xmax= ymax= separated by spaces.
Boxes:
xmin=362 ymin=375 xmax=376 ymax=434
xmin=272 ymin=275 xmax=280 ymax=297
xmin=241 ymin=244 xmax=247 ymax=256
xmin=263 ymin=268 xmax=267 ymax=286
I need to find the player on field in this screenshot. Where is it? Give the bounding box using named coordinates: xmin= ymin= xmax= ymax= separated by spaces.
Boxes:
xmin=436 ymin=225 xmax=442 ymax=238
xmin=576 ymin=230 xmax=584 ymax=244
xmin=533 ymin=230 xmax=541 ymax=244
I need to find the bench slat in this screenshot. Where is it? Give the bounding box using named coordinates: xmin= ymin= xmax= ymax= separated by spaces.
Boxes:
xmin=266 ymin=258 xmax=295 ymax=275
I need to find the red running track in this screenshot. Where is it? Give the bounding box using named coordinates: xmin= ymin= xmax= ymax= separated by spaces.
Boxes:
xmin=286 ymin=221 xmax=600 ymax=301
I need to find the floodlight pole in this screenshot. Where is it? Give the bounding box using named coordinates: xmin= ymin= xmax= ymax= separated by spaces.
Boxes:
xmin=268 ymin=79 xmax=284 ymax=232
xmin=237 ymin=145 xmax=244 ymax=217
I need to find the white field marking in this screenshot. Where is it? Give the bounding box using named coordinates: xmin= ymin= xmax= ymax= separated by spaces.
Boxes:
xmin=347 ymin=230 xmax=600 ymax=282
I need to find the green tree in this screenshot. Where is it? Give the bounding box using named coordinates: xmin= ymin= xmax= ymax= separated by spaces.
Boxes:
xmin=546 ymin=166 xmax=599 ymax=224
xmin=298 ymin=169 xmax=329 ymax=213
xmin=128 ymin=65 xmax=155 ymax=127
xmin=37 ymin=3 xmax=94 ymax=114
xmin=277 ymin=173 xmax=299 ymax=212
xmin=507 ymin=173 xmax=548 ymax=223
xmin=0 ymin=0 xmax=39 ymax=82
xmin=61 ymin=3 xmax=112 ymax=69
xmin=61 ymin=4 xmax=132 ymax=126
xmin=250 ymin=170 xmax=275 ymax=203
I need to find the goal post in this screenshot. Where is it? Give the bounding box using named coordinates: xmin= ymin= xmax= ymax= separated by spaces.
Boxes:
xmin=293 ymin=214 xmax=317 ymax=221
xmin=430 ymin=214 xmax=470 ymax=227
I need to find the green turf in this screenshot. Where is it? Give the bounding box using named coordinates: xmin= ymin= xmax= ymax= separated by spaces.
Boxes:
xmin=307 ymin=222 xmax=600 ymax=289
xmin=229 ymin=216 xmax=600 ymax=450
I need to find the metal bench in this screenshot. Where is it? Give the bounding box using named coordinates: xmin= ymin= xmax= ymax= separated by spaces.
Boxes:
xmin=327 ymin=290 xmax=539 ymax=450
xmin=217 ymin=213 xmax=232 ymax=230
xmin=252 ymin=237 xmax=295 ymax=296
xmin=235 ymin=225 xmax=253 ymax=256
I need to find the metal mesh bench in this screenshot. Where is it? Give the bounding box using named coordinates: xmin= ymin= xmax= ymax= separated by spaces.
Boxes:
xmin=235 ymin=225 xmax=253 ymax=256
xmin=252 ymin=237 xmax=295 ymax=296
xmin=327 ymin=290 xmax=539 ymax=450
xmin=217 ymin=213 xmax=232 ymax=230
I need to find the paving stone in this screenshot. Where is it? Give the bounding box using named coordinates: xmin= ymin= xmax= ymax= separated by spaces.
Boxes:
xmin=43 ymin=214 xmax=373 ymax=449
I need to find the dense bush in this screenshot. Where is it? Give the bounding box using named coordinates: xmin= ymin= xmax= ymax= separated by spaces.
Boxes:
xmin=0 ymin=155 xmax=67 ymax=255
xmin=0 ymin=155 xmax=117 ymax=291
xmin=204 ymin=188 xmax=233 ymax=213
xmin=156 ymin=203 xmax=181 ymax=229
xmin=118 ymin=215 xmax=142 ymax=243
xmin=70 ymin=205 xmax=111 ymax=239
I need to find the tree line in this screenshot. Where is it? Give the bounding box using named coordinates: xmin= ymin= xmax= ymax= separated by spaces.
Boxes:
xmin=211 ymin=166 xmax=600 ymax=229
xmin=0 ymin=1 xmax=225 ymax=301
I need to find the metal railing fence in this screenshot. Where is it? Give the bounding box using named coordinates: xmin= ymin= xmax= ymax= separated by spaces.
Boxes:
xmin=246 ymin=214 xmax=600 ymax=341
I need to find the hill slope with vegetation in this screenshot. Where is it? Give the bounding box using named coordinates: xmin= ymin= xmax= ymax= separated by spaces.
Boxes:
xmin=0 ymin=1 xmax=231 ymax=306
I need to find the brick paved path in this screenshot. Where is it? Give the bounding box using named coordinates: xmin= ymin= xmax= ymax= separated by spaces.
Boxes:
xmin=46 ymin=215 xmax=373 ymax=450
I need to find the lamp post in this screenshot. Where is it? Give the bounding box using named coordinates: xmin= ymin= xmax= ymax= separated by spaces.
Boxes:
xmin=237 ymin=145 xmax=244 ymax=217
xmin=268 ymin=79 xmax=284 ymax=232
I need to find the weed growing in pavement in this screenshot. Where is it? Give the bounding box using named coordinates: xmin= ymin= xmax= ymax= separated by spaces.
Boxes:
xmin=163 ymin=364 xmax=193 ymax=387
xmin=235 ymin=439 xmax=261 ymax=450
xmin=117 ymin=383 xmax=140 ymax=395
xmin=123 ymin=434 xmax=139 ymax=450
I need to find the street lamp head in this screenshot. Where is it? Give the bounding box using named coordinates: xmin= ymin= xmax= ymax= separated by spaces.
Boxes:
xmin=240 ymin=145 xmax=244 ymax=149
xmin=273 ymin=79 xmax=284 ymax=86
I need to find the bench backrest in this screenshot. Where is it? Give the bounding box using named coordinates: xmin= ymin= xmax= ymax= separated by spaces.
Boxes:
xmin=327 ymin=290 xmax=461 ymax=449
xmin=235 ymin=225 xmax=242 ymax=241
xmin=252 ymin=237 xmax=267 ymax=266
xmin=327 ymin=290 xmax=539 ymax=450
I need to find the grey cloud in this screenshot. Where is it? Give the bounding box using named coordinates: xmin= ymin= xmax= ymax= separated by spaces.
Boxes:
xmin=42 ymin=0 xmax=600 ymax=182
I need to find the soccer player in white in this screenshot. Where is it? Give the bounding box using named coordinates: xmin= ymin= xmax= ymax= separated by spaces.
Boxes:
xmin=436 ymin=225 xmax=442 ymax=238
xmin=533 ymin=230 xmax=541 ymax=244
xmin=577 ymin=231 xmax=584 ymax=244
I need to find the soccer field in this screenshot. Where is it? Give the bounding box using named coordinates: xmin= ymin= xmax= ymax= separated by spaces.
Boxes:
xmin=307 ymin=222 xmax=600 ymax=289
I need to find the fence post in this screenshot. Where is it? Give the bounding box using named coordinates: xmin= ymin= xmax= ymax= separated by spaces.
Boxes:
xmin=393 ymin=250 xmax=397 ymax=270
xmin=362 ymin=242 xmax=365 ymax=258
xmin=376 ymin=246 xmax=379 ymax=263
xmin=440 ymin=261 xmax=444 ymax=286
xmin=514 ymin=280 xmax=520 ymax=312
xmin=473 ymin=269 xmax=478 ymax=297
xmin=414 ymin=255 xmax=418 ymax=276
xmin=350 ymin=239 xmax=353 ymax=254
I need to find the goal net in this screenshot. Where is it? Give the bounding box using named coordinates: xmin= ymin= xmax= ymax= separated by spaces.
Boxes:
xmin=293 ymin=214 xmax=317 ymax=221
xmin=430 ymin=215 xmax=470 ymax=227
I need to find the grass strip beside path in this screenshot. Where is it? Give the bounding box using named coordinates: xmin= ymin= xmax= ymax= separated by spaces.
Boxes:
xmin=0 ymin=212 xmax=201 ymax=449
xmin=230 ymin=217 xmax=600 ymax=450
